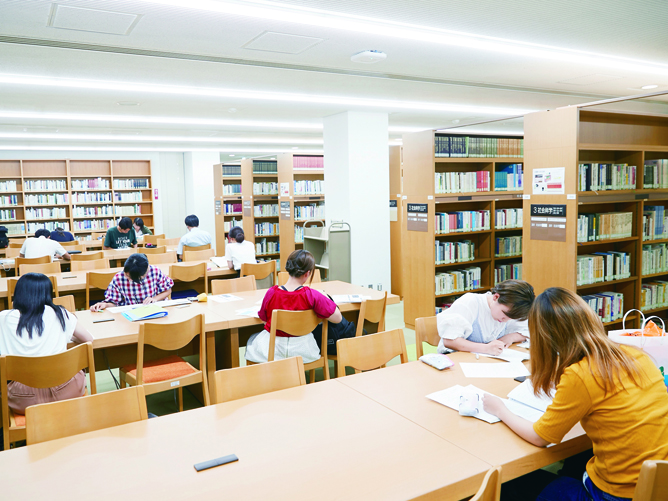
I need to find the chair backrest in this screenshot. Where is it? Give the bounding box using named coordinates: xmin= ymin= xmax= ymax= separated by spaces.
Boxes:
xmin=336 ymin=329 xmax=408 ymax=377
xmin=53 ymin=295 xmax=76 ymax=312
xmin=470 ymin=466 xmax=502 ymax=501
xmin=183 ymin=244 xmax=211 ymax=252
xmin=71 ymin=258 xmax=110 ymax=271
xmin=279 ymin=269 xmax=322 ymax=286
xmin=16 ymin=255 xmax=51 ymax=271
xmin=60 ymin=240 xmax=81 ymax=247
xmin=170 ymin=262 xmax=207 ymax=292
xmin=211 ymin=276 xmax=256 ymax=295
xmin=147 ymin=252 xmax=177 ymax=265
xmin=138 ymin=245 xmax=167 ymax=255
xmin=415 ymin=316 xmax=441 ymax=359
xmin=91 ymin=231 xmax=107 ymax=241
xmin=143 ymin=234 xmax=165 ymax=246
xmin=183 ymin=248 xmax=215 ymax=262
xmin=26 ymin=386 xmax=147 ymax=445
xmin=5 ymin=247 xmax=21 ymax=258
xmin=157 ymin=237 xmax=180 ymax=247
xmin=8 ymin=241 xmax=24 ymax=248
xmin=86 ymin=270 xmax=118 ymax=306
xmin=633 ymin=460 xmax=668 ymax=501
xmin=355 ymin=292 xmax=388 ymax=337
xmin=63 ymin=244 xmax=87 ymax=252
xmin=20 ymin=261 xmax=61 ymax=275
xmin=70 ymin=251 xmax=104 ymax=261
xmin=8 ymin=275 xmax=58 ymax=304
xmin=241 ymin=260 xmax=276 ymax=288
xmin=268 ymin=309 xmax=326 ymax=363
xmin=213 ymin=356 xmax=306 ymax=404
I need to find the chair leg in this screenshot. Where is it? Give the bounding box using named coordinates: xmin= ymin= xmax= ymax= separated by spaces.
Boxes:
xmin=178 ymin=387 xmax=183 ymax=412
xmin=119 ymin=377 xmax=126 ymax=388
xmin=309 ymin=369 xmax=315 ymax=383
xmin=332 ymin=360 xmax=338 ymax=378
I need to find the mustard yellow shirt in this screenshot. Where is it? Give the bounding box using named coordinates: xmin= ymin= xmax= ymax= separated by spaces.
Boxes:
xmin=533 ymin=348 xmax=668 ymax=498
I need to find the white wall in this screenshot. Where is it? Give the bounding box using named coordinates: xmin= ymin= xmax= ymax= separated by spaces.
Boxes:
xmin=183 ymin=151 xmax=219 ymax=253
xmin=158 ymin=152 xmax=186 ymax=238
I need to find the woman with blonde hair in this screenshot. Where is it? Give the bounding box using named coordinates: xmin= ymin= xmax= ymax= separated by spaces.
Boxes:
xmin=483 ymin=287 xmax=668 ymax=500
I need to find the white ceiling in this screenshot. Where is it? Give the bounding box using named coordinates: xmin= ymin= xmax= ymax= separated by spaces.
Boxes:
xmin=0 ymin=0 xmax=667 ymax=159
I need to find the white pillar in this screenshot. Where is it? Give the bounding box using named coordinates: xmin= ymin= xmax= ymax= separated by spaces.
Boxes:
xmin=184 ymin=151 xmax=219 ymax=253
xmin=323 ymin=111 xmax=390 ymax=291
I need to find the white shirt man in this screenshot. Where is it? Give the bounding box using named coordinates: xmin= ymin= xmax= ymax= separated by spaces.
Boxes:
xmin=19 ymin=230 xmax=71 ymax=261
xmin=177 ymin=214 xmax=212 ymax=259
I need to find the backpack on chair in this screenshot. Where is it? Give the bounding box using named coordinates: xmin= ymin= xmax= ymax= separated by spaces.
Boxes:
xmin=0 ymin=226 xmax=9 ymax=249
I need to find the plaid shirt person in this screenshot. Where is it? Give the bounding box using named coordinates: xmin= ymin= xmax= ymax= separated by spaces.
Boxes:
xmin=104 ymin=265 xmax=174 ymax=306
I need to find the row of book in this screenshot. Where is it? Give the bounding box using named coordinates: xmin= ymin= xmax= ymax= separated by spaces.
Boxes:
xmin=252 ymin=161 xmax=278 ymax=174
xmin=0 ymin=194 xmax=19 ymax=206
xmin=115 ymin=192 xmax=144 ymax=203
xmin=435 ymin=171 xmax=490 ymax=193
xmin=253 ymin=182 xmax=278 ymax=195
xmin=72 ymin=206 xmax=114 ymax=217
xmin=495 ymin=263 xmax=522 ymax=285
xmin=26 ymin=193 xmax=68 ymax=205
xmin=494 ymin=164 xmax=523 ymax=191
xmin=576 ymin=252 xmax=631 ymax=286
xmin=72 ymin=178 xmax=110 ymax=190
xmin=223 ymin=220 xmax=242 ymax=233
xmin=643 ymin=160 xmax=668 ymax=189
xmin=5 ymin=223 xmax=25 ymax=234
xmin=114 ymin=205 xmax=141 ymax=216
xmin=435 ymin=210 xmax=491 ymax=234
xmin=294 ymin=180 xmax=324 ymax=195
xmin=576 ymin=212 xmax=633 ymax=243
xmin=255 ymin=222 xmax=279 ymax=236
xmin=434 ymin=135 xmax=523 ymax=158
xmin=295 ymin=225 xmax=304 ymax=243
xmin=72 ymin=192 xmax=111 ymax=203
xmin=26 ymin=208 xmax=67 ymax=220
xmin=73 ymin=220 xmax=114 ymax=231
xmin=495 ymin=208 xmax=523 ymax=229
xmin=640 ymin=282 xmax=668 ymax=312
xmin=114 ymin=179 xmax=149 ymax=189
xmin=578 ymin=163 xmax=636 ymax=192
xmin=495 ymin=236 xmax=522 ymax=257
xmin=435 ymin=240 xmax=475 ymax=265
xmin=257 ymin=258 xmax=280 ymax=271
xmin=223 ymin=184 xmax=242 ymax=196
xmin=254 ymin=204 xmax=278 ymax=217
xmin=582 ymin=292 xmax=624 ymax=324
xmin=293 ymin=156 xmax=324 ymax=169
xmin=643 ymin=206 xmax=667 ymax=241
xmin=224 ymin=204 xmax=242 ymax=214
xmin=435 ymin=266 xmax=482 ymax=295
xmin=642 ymin=244 xmax=668 ymax=276
xmin=0 ymin=209 xmax=16 ymax=220
xmin=25 ymin=180 xmax=67 ymax=191
xmin=27 ymin=222 xmax=70 ymax=233
xmin=222 ymin=165 xmax=241 ymax=177
xmin=256 ymin=238 xmax=279 ymax=256
xmin=0 ymin=180 xmax=18 ymax=192
xmin=295 ymin=204 xmax=325 ymax=221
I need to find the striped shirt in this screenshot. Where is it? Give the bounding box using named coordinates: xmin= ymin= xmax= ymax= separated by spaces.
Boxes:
xmin=104 ymin=265 xmax=174 ymax=306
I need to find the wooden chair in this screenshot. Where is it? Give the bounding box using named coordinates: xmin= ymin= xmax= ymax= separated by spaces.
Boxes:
xmin=147 ymin=252 xmax=177 ymax=265
xmin=170 ymin=262 xmax=208 ymax=294
xmin=8 ymin=276 xmax=58 ymax=305
xmin=277 ymin=269 xmax=321 ymax=286
xmin=157 ymin=237 xmax=180 ymax=247
xmin=633 ymin=460 xmax=668 ymax=501
xmin=70 ymin=251 xmax=104 ymax=261
xmin=91 ymin=231 xmax=107 ymax=241
xmin=20 ymin=261 xmax=61 ymax=275
xmin=471 ymin=466 xmax=502 ymax=501
xmin=250 ymin=309 xmax=329 ymax=383
xmin=0 ymin=343 xmax=97 ymax=450
xmin=62 ymin=244 xmax=86 ymax=253
xmin=8 ymin=241 xmax=24 ymax=248
xmin=336 ymin=329 xmax=408 ymax=378
xmin=15 ymin=255 xmax=50 ymax=272
xmin=143 ymin=234 xmax=165 ymax=246
xmin=138 ymin=245 xmax=167 ymax=255
xmin=53 ymin=295 xmax=76 ymax=312
xmin=183 ymin=248 xmax=215 ymax=262
xmin=119 ymin=314 xmax=210 ymax=411
xmin=71 ymin=258 xmax=110 ymax=271
xmin=26 ymin=386 xmax=147 ymax=445
xmin=183 ymin=244 xmax=211 ymax=253
xmin=415 ymin=316 xmax=441 ymax=359
xmin=60 ymin=240 xmax=81 ymax=247
xmin=241 ymin=260 xmax=276 ymax=289
xmin=213 ymin=357 xmax=305 ymax=404
xmin=86 ymin=270 xmax=118 ymax=306
xmin=5 ymin=247 xmax=20 ymax=258
xmin=211 ymin=275 xmax=256 ymax=295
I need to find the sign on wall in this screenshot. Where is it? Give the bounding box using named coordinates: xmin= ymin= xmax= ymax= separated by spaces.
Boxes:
xmin=407 ymin=203 xmax=428 ymax=232
xmin=530 ymin=204 xmax=567 ymax=242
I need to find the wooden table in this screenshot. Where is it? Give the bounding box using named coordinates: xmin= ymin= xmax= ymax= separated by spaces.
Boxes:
xmin=0 ymin=379 xmax=491 ymax=500
xmin=338 ymin=355 xmax=592 ymax=482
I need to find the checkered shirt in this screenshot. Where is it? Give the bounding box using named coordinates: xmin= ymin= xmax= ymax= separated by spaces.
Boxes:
xmin=104 ymin=265 xmax=175 ymax=306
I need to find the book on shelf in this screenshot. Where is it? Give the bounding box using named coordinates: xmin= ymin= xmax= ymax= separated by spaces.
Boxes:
xmin=643 ymin=206 xmax=667 ymax=241
xmin=223 ymin=219 xmax=242 ymax=233
xmin=73 ymin=192 xmax=112 ymax=203
xmin=435 ymin=266 xmax=481 ymax=295
xmin=0 ymin=194 xmax=19 ymax=205
xmin=435 ymin=171 xmax=490 ymax=193
xmin=254 ymin=204 xmax=279 ymax=217
xmin=223 ymin=184 xmax=242 ymax=196
xmin=642 ymin=243 xmax=668 ymax=276
xmin=254 ymin=222 xmax=279 ymax=236
xmin=114 ymin=192 xmax=142 ymax=202
xmin=294 ymin=203 xmax=325 ymax=221
xmin=25 ymin=180 xmax=67 ymax=191
xmin=115 ymin=205 xmax=141 ymax=216
xmin=255 ymin=238 xmax=280 ymax=256
xmin=643 ymin=160 xmax=668 ymax=189
xmin=73 ymin=219 xmax=114 ymax=231
xmin=293 ymin=180 xmax=324 ymax=195
xmin=435 ymin=240 xmax=475 ymax=265
xmin=576 ymin=252 xmax=630 ymax=286
xmin=0 ymin=209 xmax=17 ymax=220
xmin=494 ymin=164 xmax=523 ymax=191
xmin=434 ymin=135 xmax=523 ymax=158
xmin=72 ymin=178 xmax=110 ymax=190
xmin=435 ymin=210 xmax=490 ymax=234
xmin=113 ymin=179 xmax=149 ymax=189
xmin=435 ymin=297 xmax=458 ymax=314
xmin=495 ymin=236 xmax=522 ymax=257
xmin=252 ymin=160 xmax=278 ymax=174
xmin=253 ymin=182 xmax=278 ymax=195
xmin=294 ymin=225 xmax=304 ymax=243
xmin=581 ymin=292 xmax=623 ymax=323
xmin=224 ymin=203 xmax=242 ymax=214
xmin=578 ymin=163 xmax=636 ymax=192
xmin=293 ymin=156 xmax=324 ymax=169
xmin=576 ymin=212 xmax=633 ymax=243
xmin=27 ymin=221 xmax=70 ymax=233
xmin=495 ymin=208 xmax=523 ymax=229
xmin=222 ymin=164 xmax=241 ymax=177
xmin=495 ymin=263 xmax=522 ymax=285
xmin=641 ymin=281 xmax=668 ymax=311
xmin=72 ymin=205 xmax=114 ymax=217
xmin=0 ymin=180 xmax=18 ymax=192
xmin=5 ymin=223 xmax=25 ymax=235
xmin=25 ymin=193 xmax=68 ymax=205
xmin=26 ymin=208 xmax=67 ymax=219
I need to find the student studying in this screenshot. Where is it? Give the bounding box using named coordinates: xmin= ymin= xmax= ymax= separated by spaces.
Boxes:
xmin=176 ymin=214 xmax=211 ymax=260
xmin=89 ymin=253 xmax=174 ymax=311
xmin=224 ymin=226 xmax=256 ymax=274
xmin=19 ymin=229 xmax=71 ymax=261
xmin=103 ymin=217 xmax=137 ymax=250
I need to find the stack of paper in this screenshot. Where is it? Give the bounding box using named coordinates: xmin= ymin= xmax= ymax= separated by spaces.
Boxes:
xmin=235 ymin=306 xmax=261 ymax=318
xmin=122 ymin=305 xmax=168 ymax=322
xmin=331 ymin=294 xmax=372 ymax=304
xmin=108 ymin=298 xmax=189 ymax=313
xmin=426 ymin=384 xmax=501 ymax=423
xmin=209 ymin=294 xmax=243 ymax=303
xmin=507 ymin=379 xmax=554 ymax=413
xmin=210 ymin=257 xmax=229 ymax=269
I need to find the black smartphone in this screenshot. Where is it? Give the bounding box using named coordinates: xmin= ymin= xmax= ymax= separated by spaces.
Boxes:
xmin=514 ymin=375 xmax=528 ymax=383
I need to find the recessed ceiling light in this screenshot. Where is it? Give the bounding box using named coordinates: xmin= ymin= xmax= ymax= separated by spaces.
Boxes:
xmin=228 ymin=108 xmax=237 ymax=113
xmin=241 ymin=157 xmax=246 ymax=159
xmin=452 ymin=119 xmax=460 ymax=124
xmin=230 ymin=154 xmax=235 ymax=156
xmin=641 ymin=84 xmax=659 ymax=90
xmin=292 ymin=146 xmax=299 ymax=149
xmin=270 ymin=158 xmax=276 ymax=160
xmin=116 ymin=101 xmax=140 ymax=106
xmin=351 ymin=50 xmax=387 ymax=64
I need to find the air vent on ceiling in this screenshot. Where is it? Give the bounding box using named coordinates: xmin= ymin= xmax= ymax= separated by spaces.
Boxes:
xmin=48 ymin=4 xmax=141 ymax=36
xmin=242 ymin=32 xmax=324 ymax=54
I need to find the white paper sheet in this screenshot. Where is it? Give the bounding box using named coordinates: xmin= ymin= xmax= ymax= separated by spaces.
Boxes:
xmin=460 ymin=362 xmax=530 ymax=378
xmin=518 ymin=339 xmax=530 ymax=349
xmin=502 ymin=399 xmax=544 ymax=423
xmin=235 ymin=306 xmax=261 ymax=318
xmin=209 ymin=257 xmax=229 ymax=269
xmin=426 ymin=384 xmax=500 ymax=423
xmin=507 ymin=379 xmax=554 ymax=413
xmin=331 ymin=294 xmax=372 ymax=304
xmin=107 ymin=298 xmax=190 ymax=313
xmin=209 ymin=294 xmax=243 ymax=303
xmin=475 ymin=348 xmax=530 ymax=363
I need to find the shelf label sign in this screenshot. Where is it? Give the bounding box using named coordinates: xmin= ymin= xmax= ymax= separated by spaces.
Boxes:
xmin=390 ymin=199 xmax=397 ymax=222
xmin=154 ymin=188 xmax=159 ymax=200
xmin=243 ymin=200 xmax=252 ymax=216
xmin=280 ymin=182 xmax=289 ymax=197
xmin=407 ymin=203 xmax=428 ymax=232
xmin=530 ymin=204 xmax=567 ymax=242
xmin=532 ymin=167 xmax=565 ymax=195
xmin=215 ymin=200 xmax=221 ymax=215
xmin=280 ymin=201 xmax=291 ymax=220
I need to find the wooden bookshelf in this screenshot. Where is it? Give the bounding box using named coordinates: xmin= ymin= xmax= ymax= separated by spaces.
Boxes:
xmin=401 ymin=130 xmax=524 ymax=328
xmin=0 ymin=159 xmax=154 ymax=240
xmin=389 ymin=146 xmax=403 ymax=299
xmin=213 ymin=163 xmax=243 ymax=256
xmin=524 ymin=107 xmax=668 ymax=329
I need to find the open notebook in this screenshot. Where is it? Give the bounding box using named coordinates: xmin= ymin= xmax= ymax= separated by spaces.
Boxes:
xmin=122 ymin=305 xmax=168 ymax=322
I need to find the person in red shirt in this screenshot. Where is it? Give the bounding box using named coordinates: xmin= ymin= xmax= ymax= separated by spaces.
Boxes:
xmin=245 ymin=250 xmax=342 ymax=364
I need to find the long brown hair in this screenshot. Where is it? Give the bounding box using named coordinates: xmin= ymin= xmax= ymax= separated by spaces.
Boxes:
xmin=529 ymin=287 xmax=642 ymax=397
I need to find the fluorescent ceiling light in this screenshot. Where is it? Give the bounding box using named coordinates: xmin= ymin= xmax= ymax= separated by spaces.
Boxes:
xmin=137 ymin=0 xmax=668 ymax=77
xmin=0 ymin=75 xmax=531 ymax=116
xmin=0 ymin=132 xmax=323 ymax=144
xmin=641 ymin=84 xmax=659 ymax=90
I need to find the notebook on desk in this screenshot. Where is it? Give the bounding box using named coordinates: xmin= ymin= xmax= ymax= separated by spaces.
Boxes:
xmin=122 ymin=305 xmax=168 ymax=321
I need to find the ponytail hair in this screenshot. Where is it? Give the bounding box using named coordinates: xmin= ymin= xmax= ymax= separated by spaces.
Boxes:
xmin=285 ymin=250 xmax=315 ymax=284
xmin=229 ymin=226 xmax=245 ymax=243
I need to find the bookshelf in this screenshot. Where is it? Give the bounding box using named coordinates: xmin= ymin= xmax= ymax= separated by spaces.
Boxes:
xmin=0 ymin=159 xmax=154 ymax=241
xmin=389 ymin=146 xmax=403 ymax=298
xmin=401 ymin=130 xmax=524 ymax=328
xmin=523 ymin=107 xmax=668 ymax=329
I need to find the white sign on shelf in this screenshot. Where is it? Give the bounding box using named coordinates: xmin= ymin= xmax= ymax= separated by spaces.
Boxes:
xmin=532 ymin=167 xmax=565 ymax=195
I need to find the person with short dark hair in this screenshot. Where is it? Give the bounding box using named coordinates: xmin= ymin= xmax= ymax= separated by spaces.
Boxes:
xmin=49 ymin=227 xmax=75 ymax=242
xmin=436 ymin=279 xmax=535 ymax=355
xmin=103 ymin=217 xmax=137 ymax=250
xmin=133 ymin=217 xmax=152 ymax=241
xmin=176 ymin=214 xmax=211 ymax=259
xmin=89 ymin=253 xmax=173 ymax=311
xmin=19 ymin=228 xmax=71 ymax=261
xmin=224 ymin=226 xmax=256 ymax=272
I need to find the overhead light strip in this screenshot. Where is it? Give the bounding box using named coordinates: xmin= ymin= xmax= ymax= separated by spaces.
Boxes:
xmin=0 ymin=132 xmax=324 ymax=144
xmin=0 ymin=145 xmax=325 ymax=153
